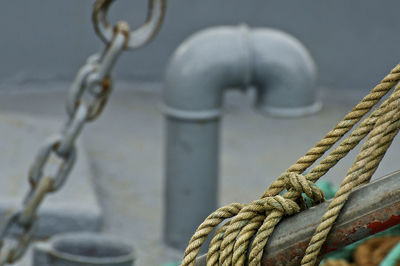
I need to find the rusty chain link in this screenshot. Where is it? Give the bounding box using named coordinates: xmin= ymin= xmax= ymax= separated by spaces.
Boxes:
xmin=0 ymin=1 xmax=166 ymax=264
xmin=93 ymin=0 xmax=167 ymax=50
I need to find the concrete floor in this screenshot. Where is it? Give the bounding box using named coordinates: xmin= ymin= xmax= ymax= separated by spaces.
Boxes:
xmin=1 ymin=82 xmax=400 ymax=265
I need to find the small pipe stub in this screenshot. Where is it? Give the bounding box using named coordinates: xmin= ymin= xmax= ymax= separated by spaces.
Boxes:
xmin=33 ymin=232 xmax=135 ymax=266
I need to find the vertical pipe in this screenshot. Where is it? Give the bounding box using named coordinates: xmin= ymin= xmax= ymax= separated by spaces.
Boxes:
xmin=162 ymin=26 xmax=249 ymax=250
xmin=164 ymin=118 xmax=220 ymax=250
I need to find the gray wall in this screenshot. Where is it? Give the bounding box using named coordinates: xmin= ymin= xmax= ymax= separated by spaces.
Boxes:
xmin=1 ymin=0 xmax=399 ymax=90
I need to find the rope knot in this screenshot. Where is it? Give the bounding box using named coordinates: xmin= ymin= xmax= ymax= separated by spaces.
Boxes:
xmin=283 ymin=172 xmax=325 ymax=205
xmin=262 ymin=195 xmax=300 ymax=216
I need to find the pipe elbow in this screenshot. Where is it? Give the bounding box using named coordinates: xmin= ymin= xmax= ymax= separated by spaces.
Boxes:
xmin=251 ymin=29 xmax=320 ymax=117
xmin=163 ymin=26 xmax=320 ymax=119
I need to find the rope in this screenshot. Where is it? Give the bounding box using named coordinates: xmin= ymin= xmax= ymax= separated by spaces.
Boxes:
xmin=355 ymin=237 xmax=400 ymax=266
xmin=302 ymin=83 xmax=400 ymax=265
xmin=181 ymin=63 xmax=400 ymax=266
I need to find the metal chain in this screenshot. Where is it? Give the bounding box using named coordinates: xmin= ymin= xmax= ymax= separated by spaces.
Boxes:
xmin=0 ymin=0 xmax=167 ymax=262
xmin=0 ymin=22 xmax=130 ymax=265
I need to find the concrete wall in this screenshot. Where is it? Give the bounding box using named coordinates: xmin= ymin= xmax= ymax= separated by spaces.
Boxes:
xmin=0 ymin=0 xmax=399 ymax=90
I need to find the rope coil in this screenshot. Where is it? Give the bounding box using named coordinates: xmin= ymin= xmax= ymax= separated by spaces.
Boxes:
xmin=182 ymin=63 xmax=400 ymax=266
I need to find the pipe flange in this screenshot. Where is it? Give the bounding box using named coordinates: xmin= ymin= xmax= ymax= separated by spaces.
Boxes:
xmin=160 ymin=104 xmax=221 ymax=121
xmin=257 ymin=101 xmax=322 ymax=118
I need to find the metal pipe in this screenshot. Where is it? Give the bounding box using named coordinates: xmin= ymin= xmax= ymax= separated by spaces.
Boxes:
xmin=162 ymin=25 xmax=319 ymax=250
xmin=195 ymin=170 xmax=400 ymax=265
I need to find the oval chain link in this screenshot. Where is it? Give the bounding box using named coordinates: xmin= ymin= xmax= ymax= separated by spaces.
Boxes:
xmin=93 ymin=0 xmax=166 ymax=50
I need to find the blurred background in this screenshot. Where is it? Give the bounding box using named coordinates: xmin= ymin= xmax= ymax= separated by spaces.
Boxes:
xmin=1 ymin=1 xmax=400 ymax=265
xmin=0 ymin=0 xmax=399 ymax=90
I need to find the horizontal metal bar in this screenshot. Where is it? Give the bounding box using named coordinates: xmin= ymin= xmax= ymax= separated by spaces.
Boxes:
xmin=195 ymin=170 xmax=400 ymax=265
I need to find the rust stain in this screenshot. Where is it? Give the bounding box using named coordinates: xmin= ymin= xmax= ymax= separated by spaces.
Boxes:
xmin=367 ymin=214 xmax=400 ymax=234
xmin=263 ymin=203 xmax=400 ymax=265
xmin=264 ymin=241 xmax=309 ymax=264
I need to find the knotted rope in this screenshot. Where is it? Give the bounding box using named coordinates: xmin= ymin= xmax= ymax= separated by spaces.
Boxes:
xmin=182 ymin=63 xmax=400 ymax=266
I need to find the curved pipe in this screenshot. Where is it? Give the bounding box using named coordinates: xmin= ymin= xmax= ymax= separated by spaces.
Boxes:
xmin=162 ymin=25 xmax=319 ymax=250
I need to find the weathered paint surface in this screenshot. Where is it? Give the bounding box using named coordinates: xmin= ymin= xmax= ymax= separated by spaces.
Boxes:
xmin=367 ymin=214 xmax=400 ymax=234
xmin=263 ymin=203 xmax=400 ymax=265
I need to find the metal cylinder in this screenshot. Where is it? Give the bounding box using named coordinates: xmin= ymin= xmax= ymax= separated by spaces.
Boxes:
xmin=164 ymin=118 xmax=220 ymax=250
xmin=33 ymin=232 xmax=135 ymax=266
xmin=163 ymin=25 xmax=318 ymax=250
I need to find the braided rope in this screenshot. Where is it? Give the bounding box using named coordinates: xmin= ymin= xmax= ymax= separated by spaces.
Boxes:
xmin=207 ymin=222 xmax=234 ymax=265
xmin=301 ymin=83 xmax=400 ymax=266
xmin=247 ymin=83 xmax=400 ymax=265
xmin=213 ymin=67 xmax=400 ymax=265
xmin=264 ymin=64 xmax=400 ymax=197
xmin=181 ymin=203 xmax=244 ymax=265
xmin=181 ymin=63 xmax=400 ymax=266
xmin=222 ymin=174 xmax=323 ymax=265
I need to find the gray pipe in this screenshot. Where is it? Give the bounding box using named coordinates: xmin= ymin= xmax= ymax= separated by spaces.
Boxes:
xmin=162 ymin=25 xmax=319 ymax=250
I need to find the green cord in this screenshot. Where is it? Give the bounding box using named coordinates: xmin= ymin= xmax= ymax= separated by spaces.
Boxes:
xmin=380 ymin=242 xmax=400 ymax=266
xmin=304 ymin=180 xmax=337 ymax=207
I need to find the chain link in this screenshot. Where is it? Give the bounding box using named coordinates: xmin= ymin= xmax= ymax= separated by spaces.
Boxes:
xmin=0 ymin=242 xmax=14 ymax=265
xmin=0 ymin=210 xmax=37 ymax=264
xmin=0 ymin=21 xmax=130 ymax=266
xmin=93 ymin=0 xmax=166 ymax=50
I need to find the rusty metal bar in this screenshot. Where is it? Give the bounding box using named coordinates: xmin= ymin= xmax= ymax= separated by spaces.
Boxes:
xmin=195 ymin=170 xmax=400 ymax=265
